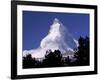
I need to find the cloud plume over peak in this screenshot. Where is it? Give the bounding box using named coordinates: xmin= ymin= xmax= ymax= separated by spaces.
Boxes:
xmin=23 ymin=18 xmax=78 ymax=58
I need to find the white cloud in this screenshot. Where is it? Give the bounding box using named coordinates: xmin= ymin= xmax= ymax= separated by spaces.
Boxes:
xmin=23 ymin=18 xmax=78 ymax=58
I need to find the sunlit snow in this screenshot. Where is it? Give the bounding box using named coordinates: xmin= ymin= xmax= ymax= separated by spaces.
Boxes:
xmin=23 ymin=18 xmax=78 ymax=58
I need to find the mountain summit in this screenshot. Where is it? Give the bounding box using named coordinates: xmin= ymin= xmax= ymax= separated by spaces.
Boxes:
xmin=53 ymin=18 xmax=60 ymax=24
xmin=23 ymin=18 xmax=78 ymax=58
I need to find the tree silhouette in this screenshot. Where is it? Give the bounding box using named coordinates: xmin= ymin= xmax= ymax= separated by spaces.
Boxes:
xmin=74 ymin=36 xmax=90 ymax=65
xmin=64 ymin=56 xmax=71 ymax=65
xmin=23 ymin=54 xmax=39 ymax=68
xmin=43 ymin=50 xmax=63 ymax=67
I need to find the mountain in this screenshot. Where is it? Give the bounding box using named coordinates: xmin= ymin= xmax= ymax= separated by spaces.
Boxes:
xmin=23 ymin=18 xmax=78 ymax=58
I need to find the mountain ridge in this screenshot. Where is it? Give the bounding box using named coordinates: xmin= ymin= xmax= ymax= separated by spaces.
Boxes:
xmin=23 ymin=18 xmax=78 ymax=58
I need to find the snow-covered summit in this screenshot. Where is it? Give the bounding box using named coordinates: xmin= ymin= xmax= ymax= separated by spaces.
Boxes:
xmin=23 ymin=18 xmax=78 ymax=58
xmin=53 ymin=18 xmax=60 ymax=24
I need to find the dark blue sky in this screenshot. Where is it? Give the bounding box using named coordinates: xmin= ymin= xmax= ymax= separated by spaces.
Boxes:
xmin=23 ymin=11 xmax=89 ymax=50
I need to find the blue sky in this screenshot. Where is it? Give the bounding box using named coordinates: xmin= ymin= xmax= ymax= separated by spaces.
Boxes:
xmin=23 ymin=11 xmax=89 ymax=50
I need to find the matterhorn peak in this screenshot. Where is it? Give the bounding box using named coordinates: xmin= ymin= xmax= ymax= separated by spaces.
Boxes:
xmin=50 ymin=18 xmax=62 ymax=30
xmin=53 ymin=18 xmax=60 ymax=24
xmin=23 ymin=18 xmax=78 ymax=58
